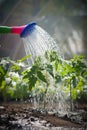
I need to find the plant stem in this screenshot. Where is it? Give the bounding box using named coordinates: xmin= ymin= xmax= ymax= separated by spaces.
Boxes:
xmin=70 ymin=80 xmax=74 ymax=111
xmin=43 ymin=87 xmax=47 ymax=109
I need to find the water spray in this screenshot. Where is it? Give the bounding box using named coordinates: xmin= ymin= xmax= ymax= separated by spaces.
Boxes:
xmin=0 ymin=22 xmax=37 ymax=38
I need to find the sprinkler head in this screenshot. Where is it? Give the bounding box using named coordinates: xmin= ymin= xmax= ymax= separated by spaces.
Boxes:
xmin=20 ymin=22 xmax=37 ymax=38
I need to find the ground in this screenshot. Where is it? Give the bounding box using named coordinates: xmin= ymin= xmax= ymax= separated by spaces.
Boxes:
xmin=0 ymin=102 xmax=87 ymax=129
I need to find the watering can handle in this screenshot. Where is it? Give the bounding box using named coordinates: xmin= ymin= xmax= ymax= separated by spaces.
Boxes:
xmin=0 ymin=26 xmax=11 ymax=33
xmin=0 ymin=25 xmax=26 ymax=34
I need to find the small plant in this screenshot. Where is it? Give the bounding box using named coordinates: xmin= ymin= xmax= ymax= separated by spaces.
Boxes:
xmin=0 ymin=51 xmax=87 ymax=111
xmin=0 ymin=55 xmax=30 ymax=101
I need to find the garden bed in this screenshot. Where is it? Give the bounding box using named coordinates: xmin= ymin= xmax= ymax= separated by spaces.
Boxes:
xmin=0 ymin=102 xmax=87 ymax=130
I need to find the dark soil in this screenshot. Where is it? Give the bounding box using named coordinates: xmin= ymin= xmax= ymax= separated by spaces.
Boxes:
xmin=0 ymin=102 xmax=87 ymax=129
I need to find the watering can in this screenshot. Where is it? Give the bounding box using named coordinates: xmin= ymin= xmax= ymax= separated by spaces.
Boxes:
xmin=0 ymin=22 xmax=37 ymax=38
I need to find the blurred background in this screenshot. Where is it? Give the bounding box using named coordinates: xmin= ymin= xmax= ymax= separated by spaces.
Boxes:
xmin=0 ymin=0 xmax=87 ymax=60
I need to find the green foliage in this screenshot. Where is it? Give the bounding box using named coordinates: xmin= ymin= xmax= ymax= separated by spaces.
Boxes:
xmin=0 ymin=56 xmax=29 ymax=101
xmin=0 ymin=51 xmax=87 ymax=105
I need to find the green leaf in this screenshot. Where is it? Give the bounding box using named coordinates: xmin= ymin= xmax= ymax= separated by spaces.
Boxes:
xmin=50 ymin=51 xmax=58 ymax=62
xmin=29 ymin=76 xmax=37 ymax=90
xmin=0 ymin=66 xmax=5 ymax=75
xmin=54 ymin=60 xmax=59 ymax=71
xmin=18 ymin=54 xmax=31 ymax=62
xmin=45 ymin=50 xmax=58 ymax=62
xmin=31 ymin=65 xmax=38 ymax=73
xmin=37 ymin=71 xmax=47 ymax=83
xmin=23 ymin=65 xmax=38 ymax=79
xmin=55 ymin=74 xmax=62 ymax=83
xmin=45 ymin=64 xmax=54 ymax=77
xmin=11 ymin=65 xmax=20 ymax=72
xmin=72 ymin=76 xmax=77 ymax=88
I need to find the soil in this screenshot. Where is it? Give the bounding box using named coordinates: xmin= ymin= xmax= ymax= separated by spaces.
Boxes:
xmin=0 ymin=102 xmax=87 ymax=129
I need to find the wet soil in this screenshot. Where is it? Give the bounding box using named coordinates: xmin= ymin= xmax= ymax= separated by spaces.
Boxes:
xmin=0 ymin=102 xmax=87 ymax=129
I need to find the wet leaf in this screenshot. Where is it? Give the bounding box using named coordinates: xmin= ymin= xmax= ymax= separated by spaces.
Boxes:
xmin=37 ymin=71 xmax=47 ymax=83
xmin=45 ymin=64 xmax=54 ymax=77
xmin=18 ymin=54 xmax=31 ymax=62
xmin=29 ymin=76 xmax=37 ymax=90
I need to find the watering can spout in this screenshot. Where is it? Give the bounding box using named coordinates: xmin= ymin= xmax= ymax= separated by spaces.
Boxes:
xmin=0 ymin=22 xmax=37 ymax=38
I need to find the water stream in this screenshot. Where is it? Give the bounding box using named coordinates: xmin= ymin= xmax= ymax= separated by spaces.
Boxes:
xmin=23 ymin=25 xmax=60 ymax=64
